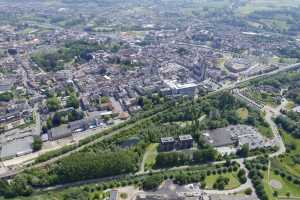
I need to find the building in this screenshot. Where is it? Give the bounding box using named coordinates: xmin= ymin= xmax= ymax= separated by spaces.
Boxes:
xmin=0 ymin=136 xmax=34 ymax=160
xmin=164 ymin=80 xmax=199 ymax=96
xmin=109 ymin=190 xmax=118 ymax=200
xmin=178 ymin=135 xmax=193 ymax=149
xmin=292 ymin=105 xmax=300 ymax=113
xmin=0 ymin=112 xmax=21 ymax=125
xmin=48 ymin=124 xmax=72 ymax=141
xmin=68 ymin=117 xmax=102 ymax=132
xmin=193 ymin=57 xmax=207 ymax=81
xmin=160 ymin=135 xmax=194 ymax=151
xmin=160 ymin=137 xmax=175 ymax=151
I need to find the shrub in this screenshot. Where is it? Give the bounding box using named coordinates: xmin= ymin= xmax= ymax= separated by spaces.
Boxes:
xmin=245 ymin=188 xmax=253 ymax=195
xmin=142 ymin=175 xmax=163 ymax=190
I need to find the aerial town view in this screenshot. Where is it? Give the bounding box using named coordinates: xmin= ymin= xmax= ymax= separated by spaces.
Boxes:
xmin=0 ymin=0 xmax=300 ymax=199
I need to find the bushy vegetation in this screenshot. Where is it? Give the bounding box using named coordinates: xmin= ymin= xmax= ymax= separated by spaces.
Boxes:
xmin=0 ymin=92 xmax=13 ymax=102
xmin=142 ymin=174 xmax=163 ymax=190
xmin=213 ymin=176 xmax=230 ymax=190
xmin=46 ymin=96 xmax=61 ymax=112
xmin=245 ymin=157 xmax=269 ymax=200
xmin=155 ymin=148 xmax=217 ymax=168
xmin=174 ymin=171 xmax=206 ymax=185
xmin=275 ymin=111 xmax=300 ymax=138
xmin=32 ymin=136 xmax=42 ymax=151
xmin=53 ymin=150 xmax=139 ymax=183
xmin=251 ymin=71 xmax=300 ymax=104
xmin=66 ymin=93 xmax=80 ymax=109
xmin=46 ymin=109 xmax=84 ymax=129
xmin=31 ymin=40 xmax=102 ymax=71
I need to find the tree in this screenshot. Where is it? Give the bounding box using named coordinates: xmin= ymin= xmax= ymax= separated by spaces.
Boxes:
xmin=47 ymin=96 xmax=61 ymax=112
xmin=193 ymin=148 xmax=217 ymax=163
xmin=142 ymin=175 xmax=163 ymax=190
xmin=11 ymin=175 xmax=33 ymax=196
xmin=63 ymin=189 xmax=89 ymax=200
xmin=32 ymin=136 xmax=43 ymax=151
xmin=213 ymin=176 xmax=229 ymax=190
xmin=53 ymin=150 xmax=138 ymax=184
xmin=0 ymin=92 xmax=13 ymax=102
xmin=245 ymin=188 xmax=253 ymax=195
xmin=52 ymin=112 xmax=63 ymax=126
xmin=0 ymin=179 xmax=14 ymax=198
xmin=225 ymin=159 xmax=232 ymax=167
xmin=100 ymin=96 xmax=110 ymax=104
xmin=66 ymin=94 xmax=79 ymax=109
xmin=237 ymin=144 xmax=249 ymax=158
xmin=238 ymin=169 xmax=246 ymax=177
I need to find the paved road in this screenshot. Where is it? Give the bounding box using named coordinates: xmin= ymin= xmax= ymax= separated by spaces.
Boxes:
xmin=264 ymin=106 xmax=286 ymax=157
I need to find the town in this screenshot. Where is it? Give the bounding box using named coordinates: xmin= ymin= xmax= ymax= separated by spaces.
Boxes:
xmin=0 ymin=0 xmax=300 ymax=200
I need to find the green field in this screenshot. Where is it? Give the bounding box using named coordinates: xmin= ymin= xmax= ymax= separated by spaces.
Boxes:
xmin=143 ymin=143 xmax=159 ymax=171
xmin=272 ymin=131 xmax=300 ymax=178
xmin=263 ymin=170 xmax=300 ymax=200
xmin=205 ymin=172 xmax=241 ymax=190
xmin=238 ymin=0 xmax=300 ymax=15
xmin=264 ymin=130 xmax=300 ymax=200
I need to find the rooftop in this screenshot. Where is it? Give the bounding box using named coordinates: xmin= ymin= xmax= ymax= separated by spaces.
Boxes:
xmin=0 ymin=136 xmax=33 ymax=159
xmin=49 ymin=124 xmax=72 ymax=140
xmin=164 ymin=80 xmax=199 ymax=90
xmin=161 ymin=137 xmax=175 ymax=143
xmin=179 ymin=135 xmax=193 ymax=141
xmin=292 ymin=105 xmax=300 ymax=113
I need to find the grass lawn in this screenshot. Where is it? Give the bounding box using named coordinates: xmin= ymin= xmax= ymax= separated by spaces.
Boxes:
xmin=286 ymin=101 xmax=296 ymax=110
xmin=258 ymin=125 xmax=274 ymax=139
xmin=205 ymin=173 xmax=241 ymax=190
xmin=144 ymin=143 xmax=159 ymax=171
xmin=236 ymin=108 xmax=249 ymax=120
xmin=272 ymin=131 xmax=300 ymax=178
xmin=263 ymin=170 xmax=300 ymax=200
